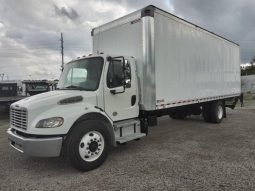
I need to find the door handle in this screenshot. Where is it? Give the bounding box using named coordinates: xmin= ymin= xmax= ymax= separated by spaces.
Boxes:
xmin=110 ymin=86 xmax=125 ymax=94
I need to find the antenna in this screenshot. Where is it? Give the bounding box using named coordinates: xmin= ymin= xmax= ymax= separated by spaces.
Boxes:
xmin=61 ymin=32 xmax=64 ymax=72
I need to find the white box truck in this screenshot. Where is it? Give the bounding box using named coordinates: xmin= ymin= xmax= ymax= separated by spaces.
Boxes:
xmin=7 ymin=5 xmax=241 ymax=171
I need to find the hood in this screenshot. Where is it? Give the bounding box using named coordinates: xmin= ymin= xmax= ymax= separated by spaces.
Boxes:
xmin=11 ymin=90 xmax=97 ymax=110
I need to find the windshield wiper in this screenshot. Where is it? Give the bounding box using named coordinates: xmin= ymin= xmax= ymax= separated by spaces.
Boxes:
xmin=65 ymin=85 xmax=81 ymax=89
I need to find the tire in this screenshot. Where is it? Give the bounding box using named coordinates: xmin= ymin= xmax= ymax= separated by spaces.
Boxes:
xmin=210 ymin=101 xmax=224 ymax=123
xmin=65 ymin=120 xmax=110 ymax=171
xmin=140 ymin=119 xmax=148 ymax=135
xmin=202 ymin=105 xmax=212 ymax=122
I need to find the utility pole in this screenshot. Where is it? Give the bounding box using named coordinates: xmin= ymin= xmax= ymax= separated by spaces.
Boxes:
xmin=60 ymin=32 xmax=64 ymax=72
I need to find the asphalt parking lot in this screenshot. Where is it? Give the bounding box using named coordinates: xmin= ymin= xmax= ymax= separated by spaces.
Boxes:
xmin=0 ymin=100 xmax=255 ymax=191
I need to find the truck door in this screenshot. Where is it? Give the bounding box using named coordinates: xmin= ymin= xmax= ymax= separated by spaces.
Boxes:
xmin=104 ymin=57 xmax=139 ymax=121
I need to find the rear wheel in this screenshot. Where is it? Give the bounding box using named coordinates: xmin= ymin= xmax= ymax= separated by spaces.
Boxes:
xmin=210 ymin=101 xmax=224 ymax=123
xmin=202 ymin=105 xmax=212 ymax=122
xmin=65 ymin=120 xmax=110 ymax=171
xmin=202 ymin=101 xmax=224 ymax=123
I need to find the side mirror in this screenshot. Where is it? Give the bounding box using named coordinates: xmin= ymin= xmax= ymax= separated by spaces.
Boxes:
xmin=125 ymin=79 xmax=131 ymax=88
xmin=110 ymin=86 xmax=125 ymax=95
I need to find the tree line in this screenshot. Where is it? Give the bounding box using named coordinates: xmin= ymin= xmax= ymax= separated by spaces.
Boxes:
xmin=241 ymin=56 xmax=255 ymax=76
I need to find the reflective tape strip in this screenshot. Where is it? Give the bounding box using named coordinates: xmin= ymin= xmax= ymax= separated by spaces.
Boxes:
xmin=156 ymin=93 xmax=240 ymax=109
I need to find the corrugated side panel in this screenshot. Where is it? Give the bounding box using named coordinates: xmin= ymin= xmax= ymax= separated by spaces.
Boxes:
xmin=154 ymin=11 xmax=240 ymax=108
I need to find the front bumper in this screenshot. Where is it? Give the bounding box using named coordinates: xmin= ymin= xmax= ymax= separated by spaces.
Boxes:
xmin=7 ymin=128 xmax=63 ymax=157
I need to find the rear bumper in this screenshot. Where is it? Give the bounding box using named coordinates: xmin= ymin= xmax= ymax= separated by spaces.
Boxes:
xmin=7 ymin=128 xmax=63 ymax=157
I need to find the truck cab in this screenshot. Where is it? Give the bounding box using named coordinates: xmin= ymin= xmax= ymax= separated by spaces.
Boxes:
xmin=7 ymin=54 xmax=146 ymax=171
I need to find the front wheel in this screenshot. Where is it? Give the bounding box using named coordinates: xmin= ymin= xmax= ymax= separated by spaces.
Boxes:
xmin=65 ymin=120 xmax=110 ymax=171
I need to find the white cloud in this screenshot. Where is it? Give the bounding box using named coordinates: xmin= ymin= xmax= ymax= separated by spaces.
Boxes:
xmin=0 ymin=21 xmax=5 ymax=37
xmin=165 ymin=0 xmax=175 ymax=12
xmin=0 ymin=0 xmax=131 ymax=80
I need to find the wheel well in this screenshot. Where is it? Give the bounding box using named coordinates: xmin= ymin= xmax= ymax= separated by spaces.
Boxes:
xmin=68 ymin=112 xmax=116 ymax=146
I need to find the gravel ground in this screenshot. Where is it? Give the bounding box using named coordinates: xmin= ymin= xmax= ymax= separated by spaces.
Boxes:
xmin=0 ymin=101 xmax=255 ymax=191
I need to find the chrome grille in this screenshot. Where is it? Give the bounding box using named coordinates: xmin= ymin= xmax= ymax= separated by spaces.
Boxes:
xmin=10 ymin=107 xmax=27 ymax=130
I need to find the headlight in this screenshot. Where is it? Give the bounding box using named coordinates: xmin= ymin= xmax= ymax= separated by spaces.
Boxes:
xmin=36 ymin=117 xmax=64 ymax=128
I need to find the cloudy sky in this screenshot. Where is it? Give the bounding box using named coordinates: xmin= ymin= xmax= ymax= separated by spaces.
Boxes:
xmin=0 ymin=0 xmax=255 ymax=80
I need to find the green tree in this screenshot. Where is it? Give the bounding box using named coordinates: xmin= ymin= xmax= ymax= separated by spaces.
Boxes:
xmin=250 ymin=56 xmax=255 ymax=65
xmin=241 ymin=56 xmax=255 ymax=76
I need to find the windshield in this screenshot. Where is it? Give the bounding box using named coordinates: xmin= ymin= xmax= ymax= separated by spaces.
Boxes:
xmin=57 ymin=57 xmax=104 ymax=91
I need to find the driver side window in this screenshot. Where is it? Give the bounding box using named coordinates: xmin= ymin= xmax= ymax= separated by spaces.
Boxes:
xmin=107 ymin=60 xmax=124 ymax=88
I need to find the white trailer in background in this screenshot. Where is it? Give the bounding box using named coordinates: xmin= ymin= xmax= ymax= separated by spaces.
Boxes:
xmin=7 ymin=5 xmax=241 ymax=171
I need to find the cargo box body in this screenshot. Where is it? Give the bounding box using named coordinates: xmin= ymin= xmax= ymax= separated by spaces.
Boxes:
xmin=92 ymin=6 xmax=241 ymax=111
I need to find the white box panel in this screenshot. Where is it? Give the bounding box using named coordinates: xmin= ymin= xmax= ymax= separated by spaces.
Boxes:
xmin=93 ymin=6 xmax=241 ymax=111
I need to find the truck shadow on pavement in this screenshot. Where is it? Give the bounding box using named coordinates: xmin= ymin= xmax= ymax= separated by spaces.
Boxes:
xmin=17 ymin=155 xmax=77 ymax=173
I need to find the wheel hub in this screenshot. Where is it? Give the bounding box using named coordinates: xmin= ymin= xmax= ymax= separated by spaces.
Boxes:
xmin=217 ymin=105 xmax=223 ymax=119
xmin=89 ymin=141 xmax=98 ymax=152
xmin=79 ymin=131 xmax=105 ymax=162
